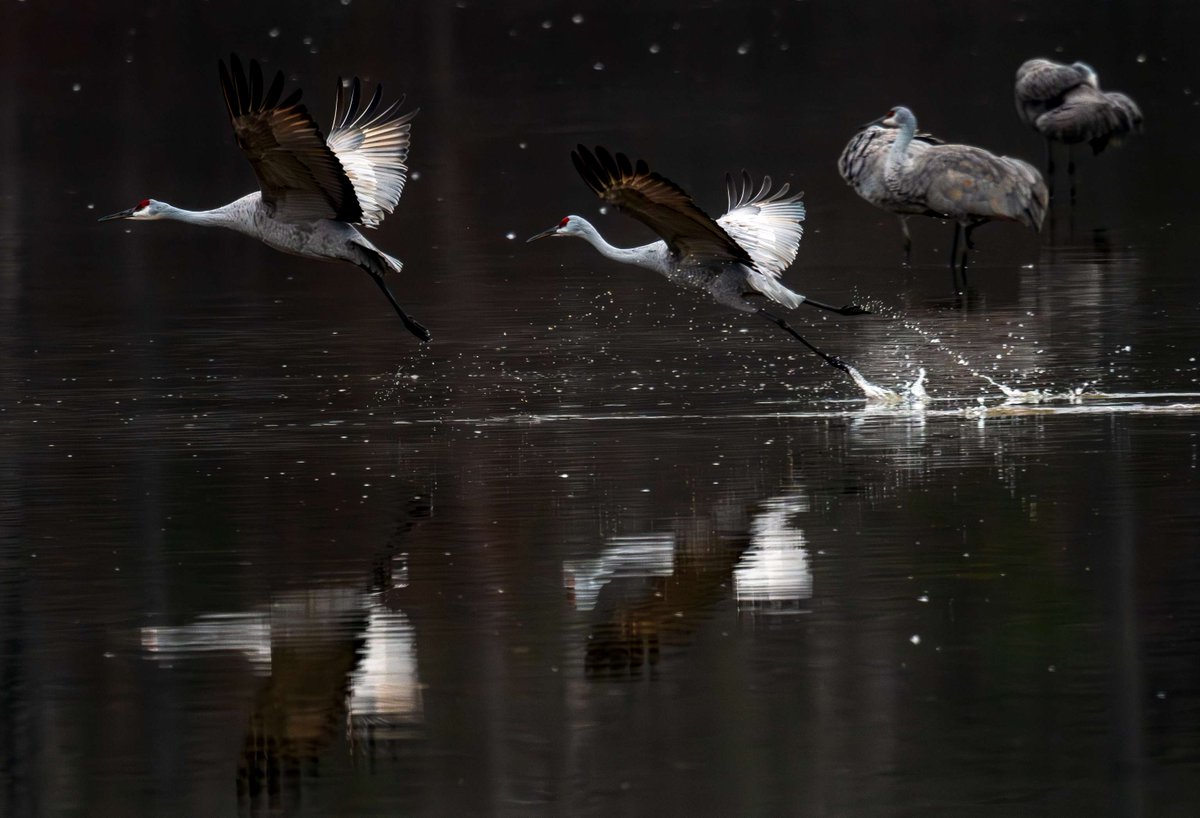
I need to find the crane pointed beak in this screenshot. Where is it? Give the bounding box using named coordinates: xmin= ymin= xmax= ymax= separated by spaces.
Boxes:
xmin=861 ymin=114 xmax=888 ymax=129
xmin=98 ymin=207 xmax=136 ymax=222
xmin=526 ymin=226 xmax=560 ymax=243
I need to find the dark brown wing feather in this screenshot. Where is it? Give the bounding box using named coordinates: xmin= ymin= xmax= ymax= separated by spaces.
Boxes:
xmin=219 ymin=54 xmax=361 ymax=224
xmin=571 ymin=145 xmax=754 ymax=266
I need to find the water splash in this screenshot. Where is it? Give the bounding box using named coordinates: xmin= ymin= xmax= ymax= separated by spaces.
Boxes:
xmin=845 ymin=366 xmax=929 ymax=405
xmin=976 ymin=373 xmax=1088 ymax=403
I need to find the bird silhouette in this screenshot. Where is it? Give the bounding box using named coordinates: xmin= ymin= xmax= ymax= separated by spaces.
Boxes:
xmin=100 ymin=55 xmax=428 ymax=341
xmin=529 ymin=146 xmax=867 ymax=375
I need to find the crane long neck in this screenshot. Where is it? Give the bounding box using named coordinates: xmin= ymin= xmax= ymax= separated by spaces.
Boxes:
xmin=575 ymin=219 xmax=664 ymax=270
xmin=153 ymin=196 xmax=262 ymax=232
xmin=886 ymin=117 xmax=917 ymax=174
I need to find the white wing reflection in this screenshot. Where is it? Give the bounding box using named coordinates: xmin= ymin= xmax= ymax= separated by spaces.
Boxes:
xmin=140 ymin=587 xmax=424 ymax=738
xmin=141 ymin=612 xmax=273 ymax=668
xmin=347 ymin=606 xmax=422 ymax=740
xmin=734 ymin=494 xmax=813 ymax=612
xmin=563 ymin=533 xmax=676 ymax=611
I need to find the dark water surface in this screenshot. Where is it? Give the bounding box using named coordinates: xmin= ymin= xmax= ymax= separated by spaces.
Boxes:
xmin=3 ymin=2 xmax=1200 ymax=816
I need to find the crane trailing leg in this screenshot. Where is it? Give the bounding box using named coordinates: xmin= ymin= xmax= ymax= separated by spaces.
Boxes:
xmin=350 ymin=242 xmax=431 ymax=342
xmin=756 ymin=309 xmax=852 ymax=376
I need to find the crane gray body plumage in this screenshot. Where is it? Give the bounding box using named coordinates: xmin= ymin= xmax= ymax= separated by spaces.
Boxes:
xmin=838 ymin=123 xmax=942 ymax=254
xmin=850 ymin=107 xmax=1046 ymax=274
xmin=1015 ymin=58 xmax=1143 ymax=154
xmin=100 ymin=54 xmax=426 ymax=341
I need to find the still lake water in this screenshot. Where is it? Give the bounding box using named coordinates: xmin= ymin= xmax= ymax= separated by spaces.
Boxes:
xmin=3 ymin=1 xmax=1200 ymax=816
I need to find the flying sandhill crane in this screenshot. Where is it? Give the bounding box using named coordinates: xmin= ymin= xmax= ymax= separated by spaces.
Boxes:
xmin=859 ymin=106 xmax=1047 ymax=279
xmin=838 ymin=119 xmax=944 ymax=263
xmin=100 ymin=55 xmax=428 ymax=341
xmin=1015 ymin=58 xmax=1143 ymax=202
xmin=528 ymin=146 xmax=868 ymax=375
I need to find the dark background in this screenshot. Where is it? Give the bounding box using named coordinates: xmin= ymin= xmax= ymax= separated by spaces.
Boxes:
xmin=2 ymin=2 xmax=1199 ymax=817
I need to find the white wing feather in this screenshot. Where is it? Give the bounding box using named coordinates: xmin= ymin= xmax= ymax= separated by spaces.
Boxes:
xmin=326 ymin=79 xmax=418 ymax=229
xmin=716 ymin=173 xmax=806 ymax=279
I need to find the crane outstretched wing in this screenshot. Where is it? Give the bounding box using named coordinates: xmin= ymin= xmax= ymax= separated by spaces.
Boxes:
xmin=716 ymin=172 xmax=805 ymax=278
xmin=326 ymin=78 xmax=417 ymax=229
xmin=219 ymin=54 xmax=362 ymax=224
xmin=571 ymin=145 xmax=755 ymax=267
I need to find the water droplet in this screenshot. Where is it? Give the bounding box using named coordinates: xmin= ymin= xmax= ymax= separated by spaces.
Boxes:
xmin=572 ymin=13 xmax=584 ymax=24
xmin=593 ymin=61 xmax=605 ymax=71
xmin=1137 ymin=53 xmax=1147 ymax=63
xmin=910 ymin=634 xmax=921 ymax=645
xmin=541 ymin=19 xmax=552 ymax=29
xmin=649 ymin=43 xmax=661 ymax=54
xmin=736 ymin=41 xmax=750 ymax=55
xmin=71 ymin=83 xmax=82 ymax=92
xmin=505 ymin=232 xmax=516 ymax=240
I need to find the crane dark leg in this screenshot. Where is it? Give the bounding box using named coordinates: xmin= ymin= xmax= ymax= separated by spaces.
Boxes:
xmin=948 ymin=222 xmax=964 ymax=291
xmin=367 ymin=271 xmax=431 ymax=342
xmin=899 ymin=216 xmax=912 ymax=265
xmin=1067 ymin=147 xmax=1077 ymax=208
xmin=757 ymin=309 xmax=852 ymax=375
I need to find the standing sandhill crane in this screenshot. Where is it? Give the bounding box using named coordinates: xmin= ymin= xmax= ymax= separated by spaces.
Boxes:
xmin=100 ymin=55 xmax=428 ymax=341
xmin=862 ymin=106 xmax=1047 ymax=280
xmin=1015 ymin=58 xmax=1143 ymax=203
xmin=528 ymin=146 xmax=869 ymax=375
xmin=838 ymin=119 xmax=944 ymax=263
